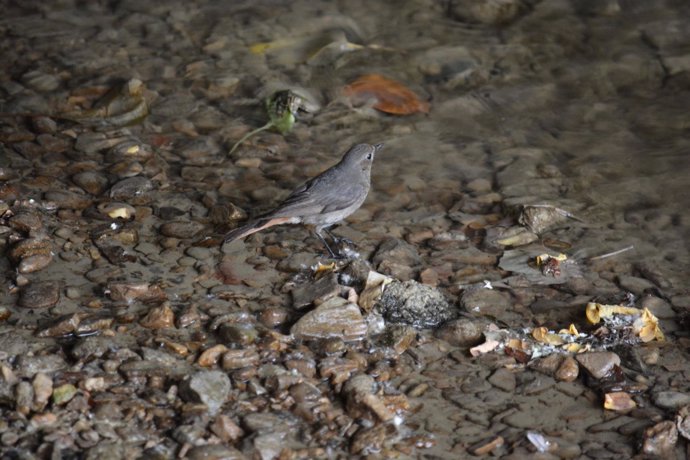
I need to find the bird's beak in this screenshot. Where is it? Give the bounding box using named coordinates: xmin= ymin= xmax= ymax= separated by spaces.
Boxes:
xmin=374 ymin=143 xmax=384 ymax=152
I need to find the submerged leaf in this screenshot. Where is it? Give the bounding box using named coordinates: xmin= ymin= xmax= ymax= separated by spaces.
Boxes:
xmin=343 ymin=74 xmax=430 ymax=115
xmin=61 ymin=78 xmax=149 ymax=127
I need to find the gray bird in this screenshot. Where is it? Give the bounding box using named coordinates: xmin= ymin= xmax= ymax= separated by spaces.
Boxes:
xmin=224 ymin=143 xmax=383 ymax=257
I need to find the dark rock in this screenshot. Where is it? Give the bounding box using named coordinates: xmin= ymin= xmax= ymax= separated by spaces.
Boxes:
xmin=291 ymin=273 xmax=341 ymax=309
xmin=377 ymin=280 xmax=456 ymax=328
xmin=19 ymin=281 xmax=60 ymax=309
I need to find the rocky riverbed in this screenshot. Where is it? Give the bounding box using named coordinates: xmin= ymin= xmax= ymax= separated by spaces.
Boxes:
xmin=1 ymin=0 xmax=690 ymax=458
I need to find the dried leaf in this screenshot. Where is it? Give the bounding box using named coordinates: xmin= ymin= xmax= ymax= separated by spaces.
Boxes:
xmin=531 ymin=327 xmax=564 ymax=345
xmin=343 ymin=74 xmax=430 ymax=115
xmin=585 ymin=302 xmax=642 ymax=324
xmin=634 ymin=308 xmax=665 ymax=342
xmin=358 ymin=270 xmax=393 ymax=312
xmin=558 ymin=324 xmax=579 ymax=335
xmin=469 ymin=339 xmax=500 ymax=357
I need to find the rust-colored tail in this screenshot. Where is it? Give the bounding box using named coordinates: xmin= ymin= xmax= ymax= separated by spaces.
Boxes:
xmin=223 ymin=217 xmax=291 ymax=243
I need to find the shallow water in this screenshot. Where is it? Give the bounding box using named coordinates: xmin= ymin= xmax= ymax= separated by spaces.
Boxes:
xmin=1 ymin=0 xmax=690 ymax=458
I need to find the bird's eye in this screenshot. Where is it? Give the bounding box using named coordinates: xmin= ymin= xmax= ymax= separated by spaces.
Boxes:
xmin=366 ymin=153 xmax=373 ymax=160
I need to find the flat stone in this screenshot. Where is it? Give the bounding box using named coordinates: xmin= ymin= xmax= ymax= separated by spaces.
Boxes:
xmin=19 ymin=281 xmax=60 ymax=309
xmin=435 ymin=318 xmax=484 ymax=347
xmin=291 ymin=296 xmax=367 ymax=342
xmin=159 ymin=221 xmax=205 ymax=239
xmin=617 ymin=275 xmax=655 ymax=295
xmin=460 ymin=287 xmax=512 ymax=318
xmin=488 ymin=368 xmax=516 ymax=392
xmin=652 ymin=391 xmax=690 ymax=410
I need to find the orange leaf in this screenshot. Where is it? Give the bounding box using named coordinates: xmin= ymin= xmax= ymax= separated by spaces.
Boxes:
xmin=343 ymin=74 xmax=430 ymax=115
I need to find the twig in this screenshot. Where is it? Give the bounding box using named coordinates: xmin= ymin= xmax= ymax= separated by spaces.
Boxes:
xmin=588 ymin=245 xmax=634 ymax=261
xmin=228 ymin=121 xmax=273 ymax=155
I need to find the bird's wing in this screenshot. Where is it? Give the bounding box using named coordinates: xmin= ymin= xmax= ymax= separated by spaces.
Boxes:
xmin=265 ymin=172 xmax=365 ymax=219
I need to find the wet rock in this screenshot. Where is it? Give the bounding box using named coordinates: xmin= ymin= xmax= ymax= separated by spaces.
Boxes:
xmin=652 ymin=391 xmax=690 ymax=410
xmin=31 ymin=116 xmax=57 ymax=134
xmin=51 ymin=383 xmax=77 ymax=406
xmin=344 ymin=373 xmax=395 ymax=422
xmin=291 ymin=273 xmax=340 ymax=309
xmin=350 ymin=424 xmax=394 ymax=455
xmin=178 ymin=137 xmax=221 ymax=163
xmin=19 ymin=281 xmax=60 ymax=309
xmin=109 ymin=176 xmax=153 ymax=204
xmin=9 ymin=238 xmax=52 ymax=264
xmin=107 ymin=282 xmax=166 ymax=303
xmin=253 ymin=432 xmax=289 ymax=460
xmin=35 ymin=313 xmax=83 ymax=337
xmin=435 ymin=318 xmax=484 ymax=347
xmin=8 ymin=209 xmax=42 ymax=234
xmin=197 ymin=344 xmax=228 ymax=367
xmin=575 ymin=351 xmax=621 ymax=379
xmin=32 ymin=372 xmax=52 ymax=412
xmin=372 ymin=238 xmax=422 ymax=280
xmin=554 ymin=356 xmax=579 ymax=382
xmin=460 ymin=287 xmax=512 ymax=318
xmin=17 ymin=355 xmax=67 ymax=377
xmin=291 ymin=296 xmax=367 ymax=342
xmin=530 ymin=354 xmax=564 ymax=377
xmin=186 ymin=445 xmax=246 ymax=460
xmin=450 ymin=0 xmax=525 ymax=25
xmin=180 ymin=370 xmax=231 ymax=416
xmin=15 ymin=381 xmax=34 ymax=415
xmin=210 ymin=414 xmax=245 ymax=443
xmin=44 ymin=190 xmax=92 ymax=209
xmin=377 ymin=280 xmax=455 ymax=328
xmin=518 ymin=205 xmax=572 ymax=234
xmin=617 ymin=275 xmax=655 ymax=295
xmin=159 ymin=221 xmax=205 ymax=239
xmin=72 ymin=171 xmax=109 ymax=195
xmin=641 ymin=420 xmax=677 ymax=457
xmin=380 ymin=324 xmax=417 ymax=355
xmin=258 ymin=307 xmax=288 ymax=328
xmin=18 ymin=254 xmax=53 ymax=274
xmin=415 ymin=45 xmax=479 ymax=88
xmin=640 ymin=296 xmax=675 ymax=320
xmin=218 ymin=323 xmax=258 ymax=346
xmin=677 ymin=406 xmax=690 ymax=441
xmin=120 ymin=358 xmax=192 ymax=380
xmin=469 ymin=436 xmax=505 ymax=456
xmin=243 ymin=412 xmax=298 ymax=434
xmin=22 ymin=70 xmax=60 ymax=92
xmin=222 ymin=349 xmax=260 ymax=370
xmin=488 ymin=368 xmax=516 ymax=392
xmin=98 ymin=202 xmax=136 ymax=219
xmin=140 ymin=303 xmax=175 ymax=329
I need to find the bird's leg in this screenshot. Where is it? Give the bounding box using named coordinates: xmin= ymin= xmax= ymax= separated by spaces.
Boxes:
xmin=323 ymin=226 xmax=354 ymax=247
xmin=314 ymin=228 xmax=340 ymax=259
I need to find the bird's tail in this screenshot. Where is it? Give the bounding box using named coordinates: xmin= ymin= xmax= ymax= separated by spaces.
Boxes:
xmin=223 ymin=216 xmax=291 ymax=243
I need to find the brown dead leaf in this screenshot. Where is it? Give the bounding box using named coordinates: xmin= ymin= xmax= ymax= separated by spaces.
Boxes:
xmin=343 ymin=74 xmax=430 ymax=115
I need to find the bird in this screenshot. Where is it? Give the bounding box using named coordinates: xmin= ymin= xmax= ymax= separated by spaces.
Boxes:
xmin=223 ymin=143 xmax=383 ymax=258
